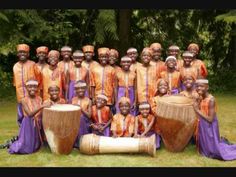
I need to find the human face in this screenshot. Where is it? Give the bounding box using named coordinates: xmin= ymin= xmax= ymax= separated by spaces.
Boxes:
xmin=61 ymin=50 xmax=72 ymax=60
xmin=17 ymin=51 xmax=29 ymax=62
xmin=183 ymin=76 xmax=194 ymax=89
xmin=109 ymin=53 xmax=117 ymax=65
xmin=196 ymin=83 xmax=208 ymax=96
xmin=152 ymin=48 xmax=162 ymax=61
xmin=26 ymin=84 xmax=38 ymax=97
xmin=166 ymin=58 xmax=176 ymax=69
xmin=84 ymin=51 xmax=94 ymax=62
xmin=119 ymin=102 xmax=130 ymax=116
xmin=158 ymin=80 xmax=168 ymax=94
xmin=168 ymin=49 xmax=179 ymax=58
xmin=37 ymin=52 xmax=47 ymax=62
xmin=127 ymin=51 xmax=138 ymax=63
xmin=183 ymin=56 xmax=193 ymax=66
xmin=73 ymin=56 xmax=84 ymax=67
xmin=141 ymin=52 xmax=151 ymax=65
xmin=48 ymin=56 xmax=59 ymax=67
xmin=99 ymin=54 xmax=108 ymax=66
xmin=120 ymin=60 xmax=131 ymax=71
xmin=96 ymin=97 xmax=107 ymax=109
xmin=48 ymin=86 xmax=60 ymax=101
xmin=139 ymin=107 xmax=150 ymax=118
xmin=75 ymin=86 xmax=86 ymax=98
xmin=188 ymin=47 xmax=198 ymax=57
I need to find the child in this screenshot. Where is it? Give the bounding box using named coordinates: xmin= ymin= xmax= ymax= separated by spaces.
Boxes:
xmin=90 ymin=94 xmax=112 ymax=136
xmin=8 ymin=79 xmax=52 ymax=154
xmin=194 ymin=79 xmax=236 ymax=160
xmin=44 ymin=85 xmax=66 ymax=104
xmin=187 ymin=43 xmax=208 ymax=78
xmin=109 ymin=48 xmax=121 ymax=72
xmin=13 ymin=44 xmax=40 ymax=126
xmin=160 ymin=56 xmax=181 ymax=95
xmin=127 ymin=47 xmax=141 ymax=72
xmin=115 ymin=56 xmax=137 ymax=116
xmin=40 ymin=50 xmax=65 ymax=102
xmin=81 ymin=44 xmax=99 ymax=70
xmin=72 ymin=80 xmax=92 ymax=147
xmin=149 ymin=42 xmax=165 ymax=75
xmin=68 ymin=50 xmax=89 ymax=103
xmin=58 ymin=46 xmax=74 ymax=100
xmin=167 ymin=45 xmax=183 ymax=71
xmin=136 ymin=47 xmax=160 ymax=104
xmin=179 ymin=74 xmax=199 ymax=100
xmin=111 ymin=97 xmax=135 ymax=137
xmin=134 ymin=102 xmax=161 ymax=149
xmin=90 ymin=47 xmax=116 ymax=113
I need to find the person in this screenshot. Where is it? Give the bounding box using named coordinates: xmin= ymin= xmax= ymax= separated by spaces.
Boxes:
xmin=109 ymin=49 xmax=121 ymax=72
xmin=111 ymin=97 xmax=135 ymax=137
xmin=194 ymin=79 xmax=236 ymax=160
xmin=90 ymin=47 xmax=116 ymax=113
xmin=43 ymin=85 xmax=66 ymax=104
xmin=149 ymin=42 xmax=165 ymax=75
xmin=40 ymin=50 xmax=65 ymax=102
xmin=167 ymin=45 xmax=183 ymax=71
xmin=90 ymin=94 xmax=112 ymax=136
xmin=127 ymin=47 xmax=141 ymax=72
xmin=179 ymin=51 xmax=200 ymax=90
xmin=187 ymin=43 xmax=208 ymax=78
xmin=136 ymin=47 xmax=160 ymax=104
xmin=160 ymin=56 xmax=181 ymax=94
xmin=8 ymin=79 xmax=52 ymax=154
xmin=134 ymin=102 xmax=161 ymax=149
xmin=150 ymin=79 xmax=170 ymax=118
xmin=13 ymin=44 xmax=40 ymax=127
xmin=72 ymin=80 xmax=92 ymax=147
xmin=179 ymin=74 xmax=199 ymax=100
xmin=115 ymin=56 xmax=137 ymax=116
xmin=58 ymin=46 xmax=74 ymax=100
xmin=68 ymin=50 xmax=89 ymax=103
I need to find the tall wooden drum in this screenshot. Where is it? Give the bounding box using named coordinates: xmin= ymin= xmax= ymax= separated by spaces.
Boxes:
xmin=154 ymin=95 xmax=197 ymax=152
xmin=42 ymin=104 xmax=81 ymax=155
xmin=79 ymin=133 xmax=156 ymax=157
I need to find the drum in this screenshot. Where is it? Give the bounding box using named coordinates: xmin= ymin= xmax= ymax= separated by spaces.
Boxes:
xmin=154 ymin=95 xmax=197 ymax=152
xmin=42 ymin=104 xmax=81 ymax=155
xmin=79 ymin=133 xmax=156 ymax=157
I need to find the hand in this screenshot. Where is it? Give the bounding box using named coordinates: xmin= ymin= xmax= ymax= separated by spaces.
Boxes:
xmin=42 ymin=101 xmax=52 ymax=108
xmin=133 ymin=134 xmax=140 ymax=138
xmin=193 ymin=101 xmax=199 ymax=110
xmin=112 ymin=134 xmax=118 ymax=138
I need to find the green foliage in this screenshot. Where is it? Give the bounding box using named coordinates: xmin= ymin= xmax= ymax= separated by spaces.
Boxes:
xmin=216 ymin=10 xmax=236 ymax=23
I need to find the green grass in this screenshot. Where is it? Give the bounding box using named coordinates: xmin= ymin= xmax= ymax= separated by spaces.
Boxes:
xmin=1 ymin=94 xmax=236 ymax=167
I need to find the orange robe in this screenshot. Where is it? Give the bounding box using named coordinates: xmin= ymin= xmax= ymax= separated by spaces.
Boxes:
xmin=150 ymin=60 xmax=165 ymax=76
xmin=69 ymin=65 xmax=88 ymax=82
xmin=58 ymin=60 xmax=74 ymax=75
xmin=13 ymin=60 xmax=40 ymax=103
xmin=136 ymin=114 xmax=155 ymax=134
xmin=72 ymin=97 xmax=91 ymax=113
xmin=179 ymin=90 xmax=199 ymax=100
xmin=192 ymin=59 xmax=208 ymax=78
xmin=111 ymin=113 xmax=135 ymax=137
xmin=90 ymin=64 xmax=115 ymax=105
xmin=40 ymin=67 xmax=65 ymax=101
xmin=130 ymin=61 xmax=142 ymax=73
xmin=136 ymin=64 xmax=159 ymax=103
xmin=81 ymin=60 xmax=99 ymax=70
xmin=91 ymin=105 xmax=111 ymax=124
xmin=160 ymin=70 xmax=181 ymax=92
xmin=43 ymin=98 xmax=66 ymax=104
xmin=179 ymin=65 xmax=199 ymax=80
xmin=22 ymin=95 xmax=42 ymax=119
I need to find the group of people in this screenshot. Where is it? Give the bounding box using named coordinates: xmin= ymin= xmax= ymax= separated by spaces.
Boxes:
xmin=1 ymin=42 xmax=236 ymax=161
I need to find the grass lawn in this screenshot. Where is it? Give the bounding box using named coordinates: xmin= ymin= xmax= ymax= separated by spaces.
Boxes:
xmin=0 ymin=93 xmax=236 ymax=167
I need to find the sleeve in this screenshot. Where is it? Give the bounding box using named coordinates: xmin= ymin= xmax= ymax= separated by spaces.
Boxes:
xmin=110 ymin=116 xmax=116 ymax=131
xmin=89 ymin=69 xmax=95 ymax=87
xmin=200 ymin=62 xmax=208 ymax=78
xmin=128 ymin=117 xmax=135 ymax=134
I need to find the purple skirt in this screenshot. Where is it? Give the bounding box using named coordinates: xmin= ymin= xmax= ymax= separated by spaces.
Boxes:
xmin=92 ymin=126 xmax=110 ymax=137
xmin=139 ymin=130 xmax=161 ymax=149
xmin=198 ymin=115 xmax=236 ymax=160
xmin=171 ymin=88 xmax=179 ymax=95
xmin=9 ymin=116 xmax=41 ymax=154
xmin=116 ymin=86 xmax=137 ymax=116
xmin=68 ymin=81 xmax=88 ymax=103
xmin=74 ymin=114 xmax=92 ymax=148
xmin=17 ymin=103 xmax=24 ymax=127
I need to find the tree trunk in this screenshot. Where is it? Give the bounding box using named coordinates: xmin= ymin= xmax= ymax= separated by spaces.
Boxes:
xmin=118 ymin=9 xmax=132 ymax=57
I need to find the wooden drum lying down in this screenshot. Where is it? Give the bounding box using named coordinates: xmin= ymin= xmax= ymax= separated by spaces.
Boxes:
xmin=79 ymin=133 xmax=156 ymax=157
xmin=42 ymin=104 xmax=81 ymax=155
xmin=155 ymin=95 xmax=197 ymax=152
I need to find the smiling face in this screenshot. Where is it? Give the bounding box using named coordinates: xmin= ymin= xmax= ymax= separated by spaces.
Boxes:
xmin=61 ymin=50 xmax=72 ymax=61
xmin=73 ymin=56 xmax=84 ymax=67
xmin=139 ymin=107 xmax=150 ymax=118
xmin=166 ymin=58 xmax=176 ymax=69
xmin=119 ymin=102 xmax=130 ymax=116
xmin=158 ymin=80 xmax=168 ymax=95
xmin=84 ymin=51 xmax=94 ymax=62
xmin=109 ymin=53 xmax=117 ymax=65
xmin=99 ymin=54 xmax=108 ymax=66
xmin=96 ymin=97 xmax=107 ymax=109
xmin=127 ymin=51 xmax=138 ymax=63
xmin=120 ymin=60 xmax=131 ymax=71
xmin=188 ymin=47 xmax=198 ymax=57
xmin=183 ymin=75 xmax=195 ymax=89
xmin=141 ymin=52 xmax=151 ymax=65
xmin=168 ymin=49 xmax=179 ymax=58
xmin=183 ymin=56 xmax=193 ymax=66
xmin=37 ymin=51 xmax=47 ymax=62
xmin=48 ymin=86 xmax=60 ymax=101
xmin=17 ymin=50 xmax=29 ymax=62
xmin=26 ymin=84 xmax=38 ymax=97
xmin=48 ymin=56 xmax=59 ymax=67
xmin=151 ymin=48 xmax=162 ymax=61
xmin=75 ymin=86 xmax=86 ymax=98
xmin=196 ymin=83 xmax=208 ymax=96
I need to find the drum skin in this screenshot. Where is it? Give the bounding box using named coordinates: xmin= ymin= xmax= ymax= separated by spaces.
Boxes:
xmin=42 ymin=104 xmax=81 ymax=155
xmin=154 ymin=95 xmax=197 ymax=152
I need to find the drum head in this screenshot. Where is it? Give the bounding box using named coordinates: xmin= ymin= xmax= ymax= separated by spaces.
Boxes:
xmin=44 ymin=104 xmax=81 ymax=111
